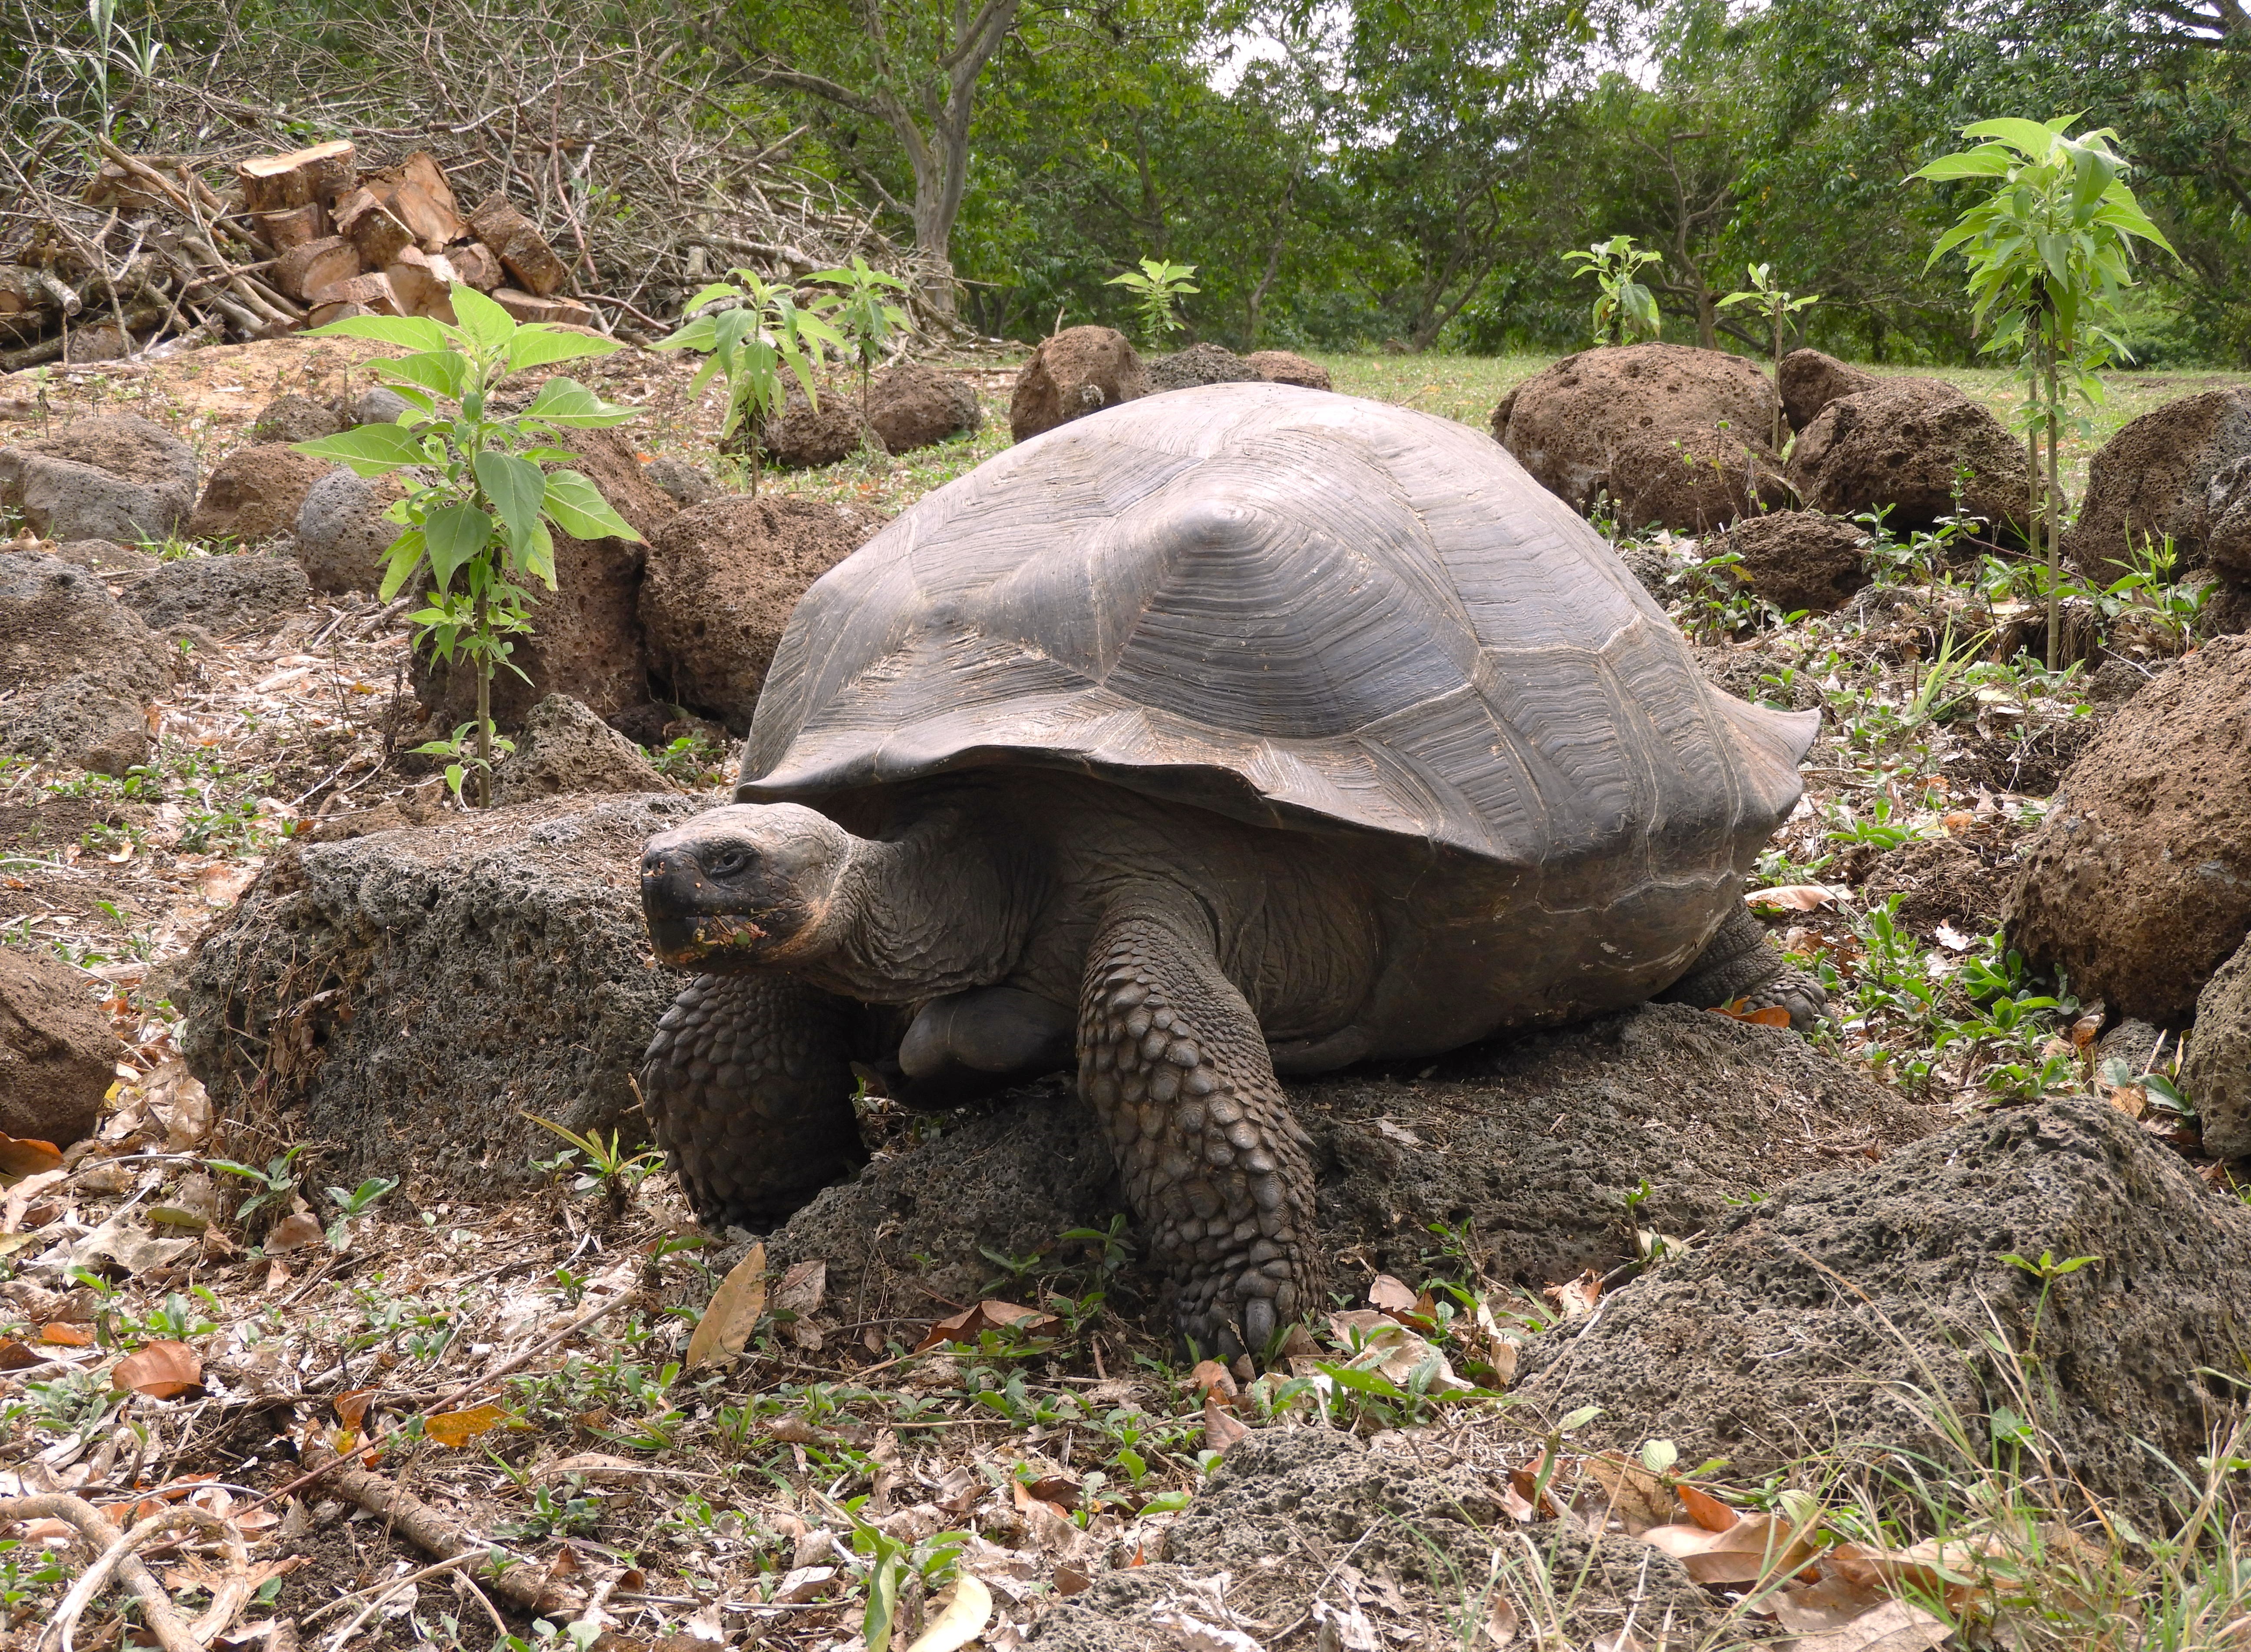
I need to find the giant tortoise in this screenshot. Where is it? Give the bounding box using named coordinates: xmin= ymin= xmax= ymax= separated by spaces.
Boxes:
xmin=639 ymin=382 xmax=1822 ymax=1353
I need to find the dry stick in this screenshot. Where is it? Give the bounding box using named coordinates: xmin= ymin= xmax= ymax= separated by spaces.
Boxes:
xmin=246 ymin=1286 xmax=637 ymax=1512
xmin=301 ymin=1550 xmax=486 ymax=1625
xmin=0 ymin=1495 xmax=216 ymax=1652
xmin=49 ymin=1504 xmax=250 ymax=1652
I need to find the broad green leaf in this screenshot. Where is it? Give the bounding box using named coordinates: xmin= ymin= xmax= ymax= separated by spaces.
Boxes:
xmin=522 ymin=376 xmax=638 ymax=429
xmin=450 ymin=284 xmax=518 ymax=354
xmin=374 ymin=350 xmax=470 ymax=404
xmin=303 ymin=314 xmax=451 ymax=352
xmin=423 ymin=503 xmax=493 ymax=591
xmin=292 ymin=424 xmax=428 ymax=475
xmin=541 ymin=468 xmax=642 ymax=542
xmin=475 ymin=449 xmax=547 ymax=548
xmin=656 ymin=313 xmax=719 ymax=353
xmin=507 ymin=326 xmax=622 ymax=373
xmin=378 ymin=528 xmax=427 ymax=601
xmin=519 ymin=519 xmax=557 ymax=588
xmin=682 ymin=280 xmax=746 ymax=315
xmin=1961 ymin=116 xmax=2065 ymax=161
xmin=1911 ymin=146 xmax=2014 ymax=182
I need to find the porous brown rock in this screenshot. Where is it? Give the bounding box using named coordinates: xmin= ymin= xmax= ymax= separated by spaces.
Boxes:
xmin=414 ymin=427 xmax=677 ymax=730
xmin=864 ymin=362 xmax=980 ymax=455
xmin=1243 ymin=350 xmax=1331 ymax=391
xmin=491 ymin=693 xmax=669 ymax=804
xmin=1008 ymin=326 xmax=1148 ymax=442
xmin=181 ymin=794 xmax=702 ymax=1194
xmin=292 ymin=467 xmax=414 ymax=594
xmin=2183 ymin=935 xmax=2251 ymax=1159
xmin=642 ymin=455 xmax=718 ymax=508
xmin=1707 ymin=508 xmax=1871 ymax=613
xmin=2063 ymin=389 xmax=2251 ymax=581
xmin=1858 ymin=832 xmax=2003 ymax=938
xmin=769 ymin=1003 xmax=1931 ymax=1335
xmin=250 ymin=395 xmax=344 ymax=445
xmin=1777 ymin=348 xmax=1878 ymax=432
xmin=120 ymin=554 xmax=309 ymax=638
xmin=0 ymin=416 xmax=198 ymax=544
xmin=639 ymin=495 xmax=887 ymax=732
xmin=1146 ymin=341 xmax=1260 ymax=392
xmin=0 ymin=551 xmax=175 ymax=773
xmin=187 ymin=445 xmax=331 ymax=545
xmin=0 ymin=947 xmax=119 ymax=1147
xmin=2196 ymin=454 xmax=2251 ymax=584
xmin=1609 ymin=424 xmax=1791 ymax=534
xmin=1787 ymin=379 xmax=2031 ymax=537
xmin=1492 ymin=343 xmax=1782 ymax=524
xmin=42 ymin=540 xmax=157 ymax=576
xmin=2004 ymin=635 xmax=2251 ymax=1024
xmin=1509 ymin=1100 xmax=2251 ymax=1520
xmin=759 ymin=392 xmax=861 ymax=470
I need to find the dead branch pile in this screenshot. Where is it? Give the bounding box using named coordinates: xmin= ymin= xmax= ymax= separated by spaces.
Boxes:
xmin=0 ymin=0 xmax=919 ymax=369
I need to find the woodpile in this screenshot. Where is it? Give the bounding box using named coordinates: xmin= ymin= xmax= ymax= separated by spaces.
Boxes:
xmin=1 ymin=139 xmax=607 ymax=373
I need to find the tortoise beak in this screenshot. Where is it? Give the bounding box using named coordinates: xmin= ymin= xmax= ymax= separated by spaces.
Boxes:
xmin=640 ymin=831 xmax=769 ymax=969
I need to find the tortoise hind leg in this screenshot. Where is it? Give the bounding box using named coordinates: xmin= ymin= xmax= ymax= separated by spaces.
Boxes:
xmin=641 ymin=973 xmax=865 ymax=1230
xmin=1657 ymin=899 xmax=1829 ymax=1030
xmin=1078 ymin=888 xmax=1324 ymax=1359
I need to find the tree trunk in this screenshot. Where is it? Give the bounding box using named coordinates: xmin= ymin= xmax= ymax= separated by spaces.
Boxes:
xmin=474 ymin=587 xmax=493 ymax=808
xmin=2045 ymin=350 xmax=2064 ymax=673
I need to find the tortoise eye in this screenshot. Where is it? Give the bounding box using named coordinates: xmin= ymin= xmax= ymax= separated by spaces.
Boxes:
xmin=706 ymin=849 xmax=750 ymax=879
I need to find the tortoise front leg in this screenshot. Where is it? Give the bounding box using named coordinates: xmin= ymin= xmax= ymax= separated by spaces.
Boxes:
xmin=641 ymin=973 xmax=865 ymax=1231
xmin=1078 ymin=888 xmax=1324 ymax=1357
xmin=1657 ymin=898 xmax=1830 ymax=1030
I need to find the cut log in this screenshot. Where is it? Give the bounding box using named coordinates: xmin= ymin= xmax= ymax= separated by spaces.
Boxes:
xmin=257 ymin=201 xmax=333 ymax=252
xmin=450 ymin=243 xmax=503 ymax=292
xmin=238 ymin=140 xmax=357 ymax=213
xmin=335 ymin=190 xmax=414 ymax=269
xmin=386 ymin=249 xmax=459 ymax=323
xmin=397 ymin=152 xmax=460 ymax=215
xmin=309 ymin=271 xmax=401 ymax=317
xmin=305 ymin=300 xmax=377 ymax=330
xmin=274 ymin=236 xmax=363 ymax=303
xmin=0 ymin=267 xmax=48 ymax=317
xmin=466 ymin=198 xmax=569 ymax=297
xmin=489 ymin=288 xmax=594 ymax=328
xmin=390 ymin=183 xmax=467 ymax=252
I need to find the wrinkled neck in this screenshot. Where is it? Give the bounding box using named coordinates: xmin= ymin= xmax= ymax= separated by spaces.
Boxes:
xmin=794 ymin=811 xmax=1032 ymax=1002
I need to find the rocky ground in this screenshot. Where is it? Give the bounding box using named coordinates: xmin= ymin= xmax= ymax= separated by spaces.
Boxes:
xmin=0 ymin=333 xmax=2248 ymax=1652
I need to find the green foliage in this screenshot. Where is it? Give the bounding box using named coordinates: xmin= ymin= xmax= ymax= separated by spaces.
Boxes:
xmin=1718 ymin=262 xmax=1821 ymax=446
xmin=1562 ymin=235 xmax=1662 ymax=346
xmin=654 ymin=267 xmax=842 ymax=493
xmin=292 ymin=287 xmax=640 ymax=804
xmin=812 ymin=255 xmax=911 ymax=405
xmin=1105 ymin=257 xmax=1200 ymax=350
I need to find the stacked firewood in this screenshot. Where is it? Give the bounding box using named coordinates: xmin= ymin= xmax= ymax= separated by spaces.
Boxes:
xmin=232 ymin=140 xmax=594 ymax=329
xmin=0 ymin=140 xmax=604 ymax=372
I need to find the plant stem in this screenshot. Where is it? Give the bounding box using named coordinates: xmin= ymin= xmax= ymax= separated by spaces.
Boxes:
xmin=2044 ymin=336 xmax=2063 ymax=673
xmin=474 ymin=585 xmax=492 ymax=808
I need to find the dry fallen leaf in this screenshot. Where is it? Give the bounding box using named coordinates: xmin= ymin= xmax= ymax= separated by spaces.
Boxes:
xmin=1772 ymin=1570 xmax=1890 ymax=1633
xmin=0 ymin=1134 xmax=63 ymax=1177
xmin=1203 ymin=1391 xmax=1251 ymax=1454
xmin=265 ymin=1212 xmax=324 ymax=1252
xmin=1188 ymin=1359 xmax=1238 ymax=1405
xmin=686 ymin=1240 xmax=767 ymax=1368
xmin=1746 ymin=884 xmax=1832 ymax=911
xmin=1710 ymin=1001 xmax=1795 ymax=1027
xmin=1640 ymin=1510 xmax=1820 ymax=1586
xmin=1541 ymin=1269 xmax=1603 ymax=1321
xmin=914 ymin=1299 xmax=1061 ymax=1352
xmin=112 ymin=1339 xmax=202 ymax=1399
xmin=1785 ymin=1597 xmax=1952 ymax=1652
xmin=773 ymin=1256 xmax=827 ymax=1349
xmin=40 ymin=1322 xmax=93 ymax=1346
xmin=1367 ymin=1273 xmax=1417 ymax=1313
xmin=1678 ymin=1481 xmax=1738 ymax=1533
xmin=425 ymin=1402 xmax=508 ymax=1447
xmin=904 ymin=1573 xmax=993 ymax=1652
xmin=1578 ymin=1451 xmax=1681 ymax=1536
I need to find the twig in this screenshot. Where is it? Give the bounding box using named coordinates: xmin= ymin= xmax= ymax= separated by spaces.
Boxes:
xmin=303 ymin=1550 xmax=486 ymax=1625
xmin=0 ymin=1495 xmax=228 ymax=1652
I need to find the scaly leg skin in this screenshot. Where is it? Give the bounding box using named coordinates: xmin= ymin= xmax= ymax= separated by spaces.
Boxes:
xmin=1078 ymin=890 xmax=1324 ymax=1359
xmin=640 ymin=973 xmax=865 ymax=1231
xmin=1657 ymin=898 xmax=1829 ymax=1030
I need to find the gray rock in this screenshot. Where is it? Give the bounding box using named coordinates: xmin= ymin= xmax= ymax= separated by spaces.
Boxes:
xmin=1508 ymin=1099 xmax=2251 ymax=1520
xmin=642 ymin=455 xmax=718 ymax=508
xmin=121 ymin=554 xmax=309 ymax=636
xmin=1030 ymin=1430 xmax=1710 ymax=1649
xmin=492 ymin=693 xmax=670 ymax=803
xmin=250 ymin=394 xmax=344 ymax=445
xmin=771 ymin=1002 xmax=1931 ymax=1333
xmin=293 ymin=466 xmax=414 ymax=595
xmin=350 ymin=386 xmax=413 ymax=428
xmin=182 ymin=793 xmax=704 ymax=1194
xmin=0 ymin=551 xmax=174 ymax=772
xmin=0 ymin=946 xmax=120 ymax=1146
xmin=49 ymin=540 xmax=158 ymax=576
xmin=2183 ymin=935 xmax=2251 ymax=1159
xmin=1146 ymin=342 xmax=1260 ymax=393
xmin=0 ymin=415 xmax=198 ymax=543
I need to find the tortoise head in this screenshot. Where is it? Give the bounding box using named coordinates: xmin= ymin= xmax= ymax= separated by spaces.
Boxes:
xmin=640 ymin=803 xmax=860 ymax=970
